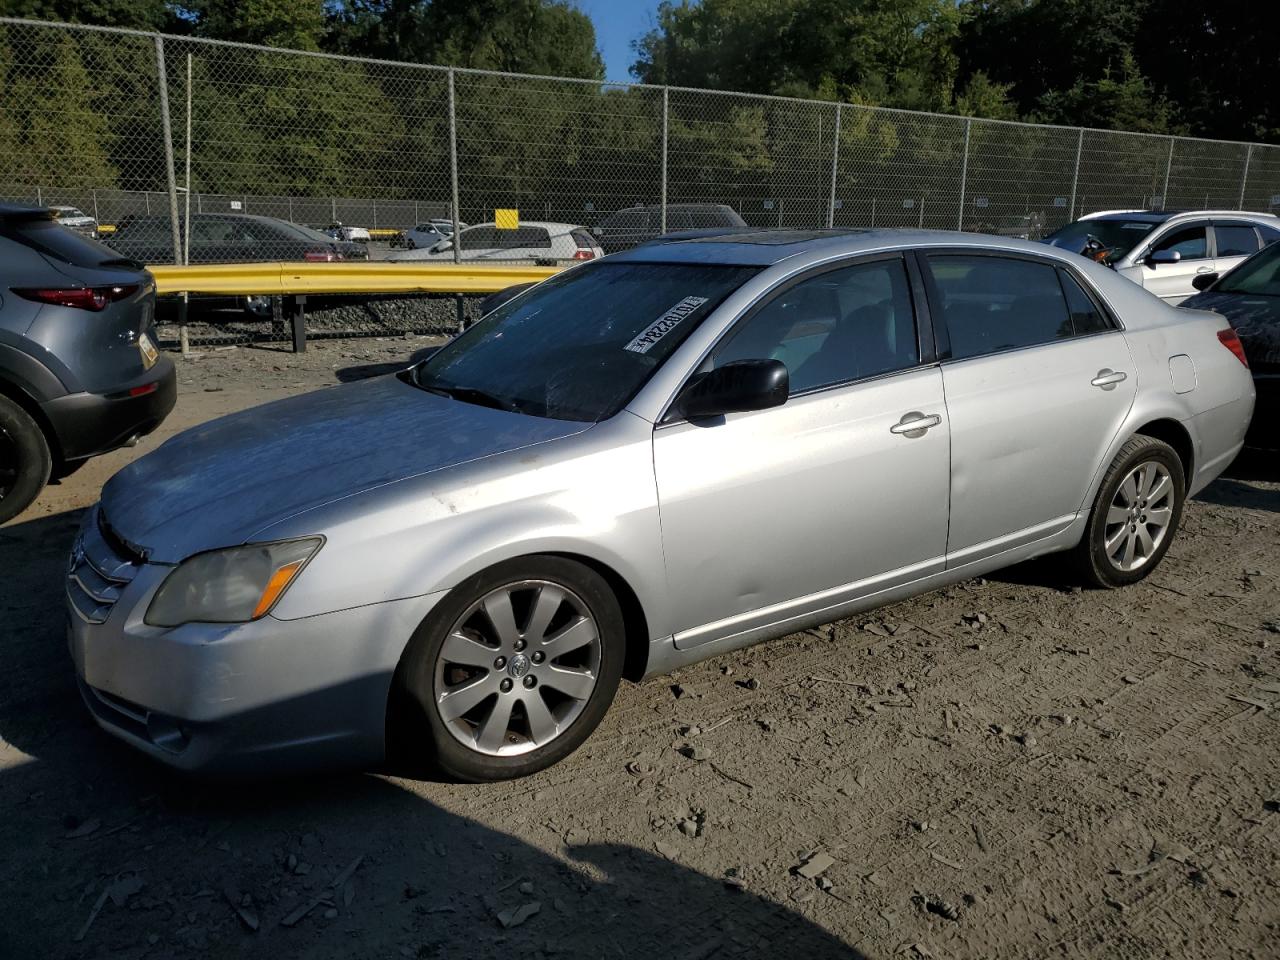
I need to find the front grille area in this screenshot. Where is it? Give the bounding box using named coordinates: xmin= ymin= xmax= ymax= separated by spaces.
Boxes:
xmin=66 ymin=509 xmax=142 ymax=624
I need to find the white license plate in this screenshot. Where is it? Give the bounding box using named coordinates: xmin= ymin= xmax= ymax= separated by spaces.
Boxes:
xmin=138 ymin=332 xmax=159 ymax=369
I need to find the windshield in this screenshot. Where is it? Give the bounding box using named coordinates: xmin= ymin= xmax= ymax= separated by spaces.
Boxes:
xmin=414 ymin=261 xmax=759 ymax=422
xmin=1043 ymin=218 xmax=1157 ymax=258
xmin=1217 ymin=242 xmax=1280 ymax=296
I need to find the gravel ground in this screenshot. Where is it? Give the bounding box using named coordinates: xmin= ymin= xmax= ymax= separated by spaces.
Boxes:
xmin=2 ymin=343 xmax=1278 ymax=959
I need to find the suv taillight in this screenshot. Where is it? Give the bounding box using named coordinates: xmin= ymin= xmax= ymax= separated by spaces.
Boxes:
xmin=304 ymin=249 xmax=339 ymax=262
xmin=1217 ymin=327 xmax=1250 ymax=368
xmin=12 ymin=285 xmax=137 ymax=312
xmin=572 ymin=249 xmax=595 ymax=260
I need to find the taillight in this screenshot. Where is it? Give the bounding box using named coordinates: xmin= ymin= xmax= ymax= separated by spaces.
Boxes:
xmin=572 ymin=249 xmax=595 ymax=260
xmin=13 ymin=285 xmax=137 ymax=312
xmin=1217 ymin=327 xmax=1250 ymax=368
xmin=303 ymin=249 xmax=338 ymax=262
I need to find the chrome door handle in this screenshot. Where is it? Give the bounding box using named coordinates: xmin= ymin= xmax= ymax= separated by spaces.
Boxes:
xmin=1091 ymin=369 xmax=1128 ymax=389
xmin=1195 ymin=266 xmax=1214 ymax=274
xmin=890 ymin=412 xmax=942 ymax=436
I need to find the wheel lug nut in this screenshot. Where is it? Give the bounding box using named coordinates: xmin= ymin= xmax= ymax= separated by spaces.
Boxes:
xmin=500 ymin=678 xmax=513 ymax=693
xmin=531 ymin=651 xmax=545 ymax=664
xmin=513 ymin=639 xmax=526 ymax=652
xmin=494 ymin=656 xmax=507 ymax=670
xmin=523 ymin=675 xmax=537 ymax=689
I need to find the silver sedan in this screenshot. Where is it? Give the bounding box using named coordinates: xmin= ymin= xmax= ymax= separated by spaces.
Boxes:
xmin=67 ymin=229 xmax=1255 ymax=780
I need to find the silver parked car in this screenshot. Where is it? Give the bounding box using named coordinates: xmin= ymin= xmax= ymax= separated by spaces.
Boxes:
xmin=1043 ymin=209 xmax=1280 ymax=304
xmin=68 ymin=230 xmax=1255 ymax=781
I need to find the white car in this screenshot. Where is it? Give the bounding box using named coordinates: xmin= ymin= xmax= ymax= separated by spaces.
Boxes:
xmin=49 ymin=205 xmax=98 ymax=237
xmin=403 ymin=220 xmax=467 ymax=249
xmin=387 ymin=221 xmax=603 ymax=264
xmin=1044 ymin=209 xmax=1280 ymax=304
xmin=323 ymin=222 xmax=370 ymax=243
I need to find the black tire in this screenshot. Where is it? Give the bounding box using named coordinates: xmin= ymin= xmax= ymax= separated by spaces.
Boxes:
xmin=1072 ymin=435 xmax=1185 ymax=588
xmin=0 ymin=394 xmax=52 ymax=525
xmin=393 ymin=555 xmax=625 ymax=782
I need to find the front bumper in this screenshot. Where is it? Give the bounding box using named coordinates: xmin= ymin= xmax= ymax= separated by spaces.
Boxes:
xmin=42 ymin=357 xmax=177 ymax=463
xmin=66 ymin=507 xmax=442 ymax=775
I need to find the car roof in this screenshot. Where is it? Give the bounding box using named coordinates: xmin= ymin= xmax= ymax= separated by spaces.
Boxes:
xmin=0 ymin=202 xmax=53 ymax=220
xmin=1081 ymin=209 xmax=1278 ymax=223
xmin=464 ymin=221 xmax=583 ymax=230
xmin=609 ymin=227 xmax=1075 ymax=266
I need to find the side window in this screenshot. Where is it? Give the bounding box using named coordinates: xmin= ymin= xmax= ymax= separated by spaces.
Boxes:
xmin=1214 ymin=224 xmax=1261 ymax=257
xmin=1058 ymin=269 xmax=1111 ymax=336
xmin=927 ymin=255 xmax=1073 ymax=360
xmin=461 ymin=226 xmax=500 ymax=247
xmin=709 ymin=258 xmax=919 ymax=395
xmin=1151 ymin=224 xmax=1208 ymax=260
xmin=1259 ymin=224 xmax=1280 ymax=247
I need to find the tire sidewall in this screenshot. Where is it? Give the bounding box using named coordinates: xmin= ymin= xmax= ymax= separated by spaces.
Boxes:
xmin=0 ymin=395 xmax=51 ymax=525
xmin=398 ymin=555 xmax=625 ymax=782
xmin=1086 ymin=439 xmax=1185 ymax=587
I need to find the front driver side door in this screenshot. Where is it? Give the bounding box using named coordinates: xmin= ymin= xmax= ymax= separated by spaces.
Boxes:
xmin=652 ymin=254 xmax=951 ymax=649
xmin=1130 ymin=221 xmax=1214 ymax=303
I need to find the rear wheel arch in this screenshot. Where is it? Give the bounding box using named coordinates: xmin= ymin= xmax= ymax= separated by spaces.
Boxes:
xmin=1133 ymin=418 xmax=1194 ymax=484
xmin=0 ymin=374 xmax=63 ymax=464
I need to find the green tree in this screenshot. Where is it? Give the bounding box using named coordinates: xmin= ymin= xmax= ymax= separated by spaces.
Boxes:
xmin=0 ymin=0 xmax=178 ymax=31
xmin=188 ymin=0 xmax=327 ymax=50
xmin=328 ymin=0 xmax=603 ymax=79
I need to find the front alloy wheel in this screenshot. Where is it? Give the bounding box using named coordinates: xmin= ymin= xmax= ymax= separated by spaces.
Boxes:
xmin=435 ymin=580 xmax=602 ymax=756
xmin=397 ymin=556 xmax=625 ymax=781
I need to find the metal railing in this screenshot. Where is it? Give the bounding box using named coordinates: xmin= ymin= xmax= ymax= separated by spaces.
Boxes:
xmin=3 ymin=16 xmax=1280 ymax=347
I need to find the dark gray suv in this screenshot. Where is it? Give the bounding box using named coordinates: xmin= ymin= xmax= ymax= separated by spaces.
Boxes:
xmin=0 ymin=204 xmax=175 ymax=523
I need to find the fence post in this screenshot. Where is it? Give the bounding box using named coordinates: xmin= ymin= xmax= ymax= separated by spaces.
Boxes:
xmin=153 ymin=36 xmax=182 ymax=267
xmin=1238 ymin=144 xmax=1253 ymax=210
xmin=447 ymin=68 xmax=464 ymax=332
xmin=1161 ymin=138 xmax=1174 ymax=210
xmin=956 ymin=118 xmax=971 ymax=230
xmin=1068 ymin=128 xmax=1083 ymax=220
xmin=826 ymin=103 xmax=842 ymax=229
xmin=660 ymin=87 xmax=669 ymax=235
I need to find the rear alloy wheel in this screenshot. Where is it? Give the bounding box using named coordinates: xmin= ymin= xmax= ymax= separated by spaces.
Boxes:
xmin=398 ymin=556 xmax=624 ymax=781
xmin=1073 ymin=435 xmax=1185 ymax=588
xmin=0 ymin=394 xmax=52 ymax=525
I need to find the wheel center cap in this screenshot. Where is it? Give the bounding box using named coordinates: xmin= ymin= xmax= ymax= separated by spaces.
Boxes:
xmin=507 ymin=653 xmax=531 ymax=679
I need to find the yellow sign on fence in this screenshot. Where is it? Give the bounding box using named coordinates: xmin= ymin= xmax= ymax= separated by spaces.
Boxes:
xmin=494 ymin=208 xmax=519 ymax=230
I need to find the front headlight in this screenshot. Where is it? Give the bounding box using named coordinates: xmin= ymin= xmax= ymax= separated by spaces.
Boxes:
xmin=145 ymin=538 xmax=323 ymax=627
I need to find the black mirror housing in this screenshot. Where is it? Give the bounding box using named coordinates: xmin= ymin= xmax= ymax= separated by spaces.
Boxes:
xmin=678 ymin=359 xmax=789 ymax=420
xmin=1191 ymin=272 xmax=1219 ymax=291
xmin=1148 ymin=249 xmax=1182 ymax=266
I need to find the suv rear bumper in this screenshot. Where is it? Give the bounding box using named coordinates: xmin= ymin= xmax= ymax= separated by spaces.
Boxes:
xmin=41 ymin=356 xmax=177 ymax=463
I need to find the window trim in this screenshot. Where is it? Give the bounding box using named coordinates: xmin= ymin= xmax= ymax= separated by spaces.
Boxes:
xmin=917 ymin=247 xmax=1122 ymax=365
xmin=657 ymin=250 xmax=936 ymax=426
xmin=1210 ymin=221 xmax=1265 ymax=259
xmin=1138 ymin=220 xmax=1212 ymax=263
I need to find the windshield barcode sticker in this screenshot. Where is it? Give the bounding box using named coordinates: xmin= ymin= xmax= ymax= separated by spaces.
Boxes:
xmin=624 ymin=296 xmax=709 ymax=354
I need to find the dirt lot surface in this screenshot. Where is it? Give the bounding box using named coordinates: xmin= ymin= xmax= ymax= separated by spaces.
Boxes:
xmin=2 ymin=341 xmax=1278 ymax=959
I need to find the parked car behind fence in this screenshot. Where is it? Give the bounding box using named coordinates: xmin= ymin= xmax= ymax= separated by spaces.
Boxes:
xmin=387 ymin=221 xmax=601 ymax=264
xmin=103 ymin=213 xmax=369 ymax=265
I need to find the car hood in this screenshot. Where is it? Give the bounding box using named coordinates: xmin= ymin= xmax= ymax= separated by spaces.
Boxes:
xmin=1183 ymin=290 xmax=1280 ymax=371
xmin=100 ymin=374 xmax=592 ymax=562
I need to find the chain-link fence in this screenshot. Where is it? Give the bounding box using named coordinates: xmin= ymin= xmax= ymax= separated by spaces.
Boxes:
xmin=3 ymin=15 xmax=1280 ymax=343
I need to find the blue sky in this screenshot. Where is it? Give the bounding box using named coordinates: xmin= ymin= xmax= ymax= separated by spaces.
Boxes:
xmin=575 ymin=0 xmax=664 ymax=82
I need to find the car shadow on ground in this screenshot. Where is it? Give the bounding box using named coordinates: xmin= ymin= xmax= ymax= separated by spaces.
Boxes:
xmin=0 ymin=509 xmax=867 ymax=959
xmin=1194 ymin=447 xmax=1280 ymax=514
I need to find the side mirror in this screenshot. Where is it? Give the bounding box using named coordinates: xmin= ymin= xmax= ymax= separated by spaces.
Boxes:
xmin=677 ymin=359 xmax=789 ymax=420
xmin=1191 ymin=272 xmax=1219 ymax=291
xmin=1148 ymin=249 xmax=1181 ymax=266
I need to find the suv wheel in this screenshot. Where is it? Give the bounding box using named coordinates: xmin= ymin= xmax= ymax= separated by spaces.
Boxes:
xmin=394 ymin=556 xmax=625 ymax=781
xmin=0 ymin=394 xmax=52 ymax=524
xmin=1072 ymin=435 xmax=1185 ymax=588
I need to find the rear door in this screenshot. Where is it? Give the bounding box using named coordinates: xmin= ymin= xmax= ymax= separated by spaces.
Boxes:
xmin=1211 ymin=221 xmax=1264 ymax=281
xmin=921 ymin=251 xmax=1136 ymax=564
